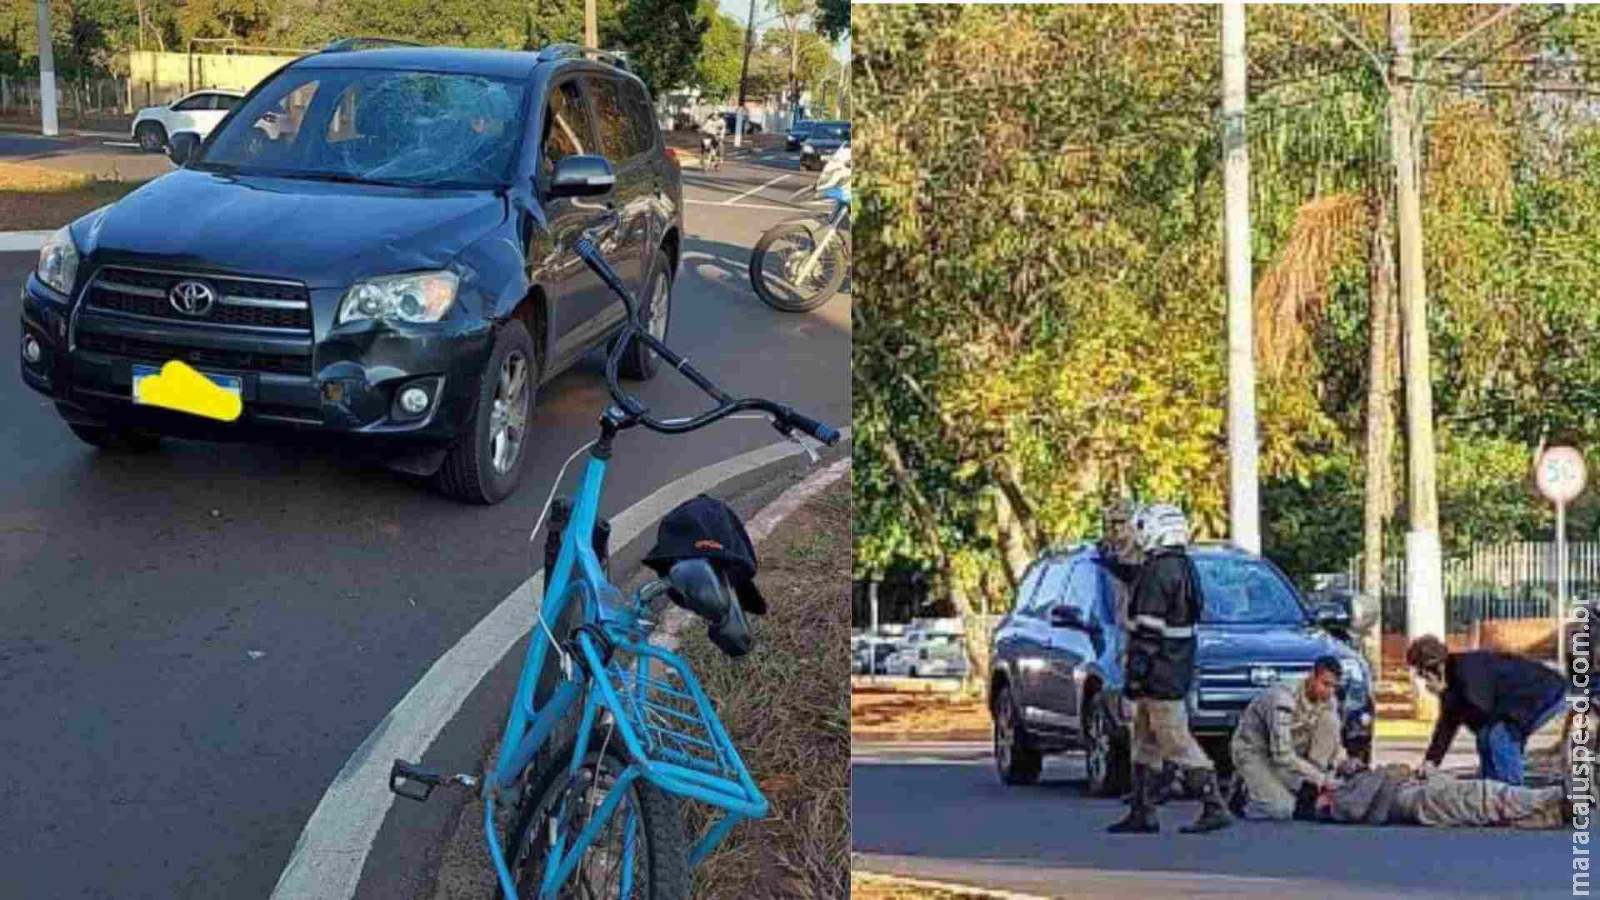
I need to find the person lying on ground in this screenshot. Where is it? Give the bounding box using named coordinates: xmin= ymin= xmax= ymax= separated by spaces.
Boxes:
xmin=1228 ymin=655 xmax=1348 ymax=820
xmin=1312 ymin=761 xmax=1571 ymax=830
xmin=1407 ymin=635 xmax=1567 ymax=786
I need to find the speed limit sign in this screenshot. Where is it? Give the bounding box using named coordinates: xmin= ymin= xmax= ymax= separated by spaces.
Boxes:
xmin=1537 ymin=446 xmax=1588 ymax=503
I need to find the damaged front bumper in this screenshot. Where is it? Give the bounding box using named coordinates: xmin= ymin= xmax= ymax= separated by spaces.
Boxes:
xmin=20 ymin=270 xmax=493 ymax=461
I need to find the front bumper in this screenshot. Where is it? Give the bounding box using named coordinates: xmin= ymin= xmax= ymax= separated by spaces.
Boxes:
xmin=20 ymin=269 xmax=492 ymax=451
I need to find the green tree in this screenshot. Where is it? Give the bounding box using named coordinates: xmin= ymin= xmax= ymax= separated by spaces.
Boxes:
xmin=178 ymin=0 xmax=278 ymax=41
xmin=687 ymin=4 xmax=743 ymax=101
xmin=815 ymin=0 xmax=846 ymax=43
xmin=618 ymin=0 xmax=708 ymax=100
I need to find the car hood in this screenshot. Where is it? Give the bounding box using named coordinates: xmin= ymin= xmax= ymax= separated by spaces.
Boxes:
xmin=79 ymin=169 xmax=508 ymax=289
xmin=1196 ymin=624 xmax=1350 ymax=667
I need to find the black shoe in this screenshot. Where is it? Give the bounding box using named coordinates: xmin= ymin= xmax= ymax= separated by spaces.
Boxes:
xmin=1179 ymin=767 xmax=1234 ymax=834
xmin=1109 ymin=764 xmax=1160 ymax=834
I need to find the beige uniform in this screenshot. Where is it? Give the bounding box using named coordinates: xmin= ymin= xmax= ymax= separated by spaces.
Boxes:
xmin=1391 ymin=775 xmax=1564 ymax=829
xmin=1231 ymin=681 xmax=1344 ymax=820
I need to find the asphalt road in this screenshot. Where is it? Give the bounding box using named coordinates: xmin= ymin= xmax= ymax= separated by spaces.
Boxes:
xmin=0 ymin=130 xmax=174 ymax=180
xmin=1 ymin=149 xmax=847 ymax=899
xmin=853 ymin=740 xmax=1570 ymax=900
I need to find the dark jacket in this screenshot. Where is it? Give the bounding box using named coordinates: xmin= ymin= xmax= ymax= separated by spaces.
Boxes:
xmin=1424 ymin=650 xmax=1568 ymax=764
xmin=1124 ymin=547 xmax=1203 ymax=701
xmin=1319 ymin=770 xmax=1402 ymax=825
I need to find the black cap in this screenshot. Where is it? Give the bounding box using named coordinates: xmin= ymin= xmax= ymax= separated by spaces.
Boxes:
xmin=643 ymin=494 xmax=766 ymax=615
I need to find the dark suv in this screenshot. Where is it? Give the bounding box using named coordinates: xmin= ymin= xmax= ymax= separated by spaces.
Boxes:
xmin=19 ymin=42 xmax=682 ymax=504
xmin=989 ymin=542 xmax=1374 ymax=793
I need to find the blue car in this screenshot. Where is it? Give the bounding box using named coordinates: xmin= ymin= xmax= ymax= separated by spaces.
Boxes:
xmin=989 ymin=541 xmax=1375 ymax=793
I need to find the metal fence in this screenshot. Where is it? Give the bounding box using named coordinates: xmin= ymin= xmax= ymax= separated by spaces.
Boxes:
xmin=1348 ymin=541 xmax=1600 ymax=633
xmin=0 ymin=75 xmax=134 ymax=118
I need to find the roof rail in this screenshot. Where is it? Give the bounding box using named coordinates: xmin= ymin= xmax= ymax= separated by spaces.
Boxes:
xmin=537 ymin=43 xmax=630 ymax=71
xmin=321 ymin=37 xmax=427 ymax=53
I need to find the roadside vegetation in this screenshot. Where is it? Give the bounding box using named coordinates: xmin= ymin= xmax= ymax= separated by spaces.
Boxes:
xmin=0 ymin=161 xmax=147 ymax=230
xmin=676 ymin=476 xmax=850 ymax=900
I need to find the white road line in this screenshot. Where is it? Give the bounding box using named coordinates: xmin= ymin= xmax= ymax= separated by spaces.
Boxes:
xmin=723 ymin=173 xmax=790 ymax=206
xmin=686 ymin=198 xmax=800 ymax=214
xmin=270 ymin=428 xmax=851 ymax=900
xmin=100 ymin=140 xmax=140 ymax=148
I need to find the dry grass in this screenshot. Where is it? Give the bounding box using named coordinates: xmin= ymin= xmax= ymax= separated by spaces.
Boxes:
xmin=676 ymin=476 xmax=851 ymax=900
xmin=851 ymin=871 xmax=1008 ymax=900
xmin=0 ymin=160 xmax=96 ymax=192
xmin=851 ymin=692 xmax=992 ymax=738
xmin=0 ymin=161 xmax=149 ymax=230
xmin=1253 ymin=191 xmax=1367 ymax=380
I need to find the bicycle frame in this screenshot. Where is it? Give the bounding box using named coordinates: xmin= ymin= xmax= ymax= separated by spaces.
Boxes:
xmin=791 ymin=188 xmax=851 ymax=284
xmin=481 ymin=438 xmax=768 ymax=900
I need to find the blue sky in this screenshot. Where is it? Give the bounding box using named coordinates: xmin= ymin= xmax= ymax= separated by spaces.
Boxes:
xmin=713 ymin=0 xmax=849 ymax=62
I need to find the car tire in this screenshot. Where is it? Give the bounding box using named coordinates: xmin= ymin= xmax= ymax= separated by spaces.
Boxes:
xmin=432 ymin=320 xmax=539 ymax=505
xmin=909 ymin=666 xmax=919 ymax=678
xmin=136 ymin=122 xmax=167 ymax=153
xmin=614 ymin=253 xmax=672 ymax=381
xmin=1084 ymin=695 xmax=1132 ymax=797
xmin=68 ymin=423 xmax=163 ymax=452
xmin=994 ymin=688 xmax=1043 ymax=786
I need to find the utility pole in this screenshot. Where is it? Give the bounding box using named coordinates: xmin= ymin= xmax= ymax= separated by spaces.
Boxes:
xmin=36 ymin=0 xmax=57 ymax=137
xmin=1222 ymin=1 xmax=1261 ymax=554
xmin=1389 ymin=2 xmax=1445 ymax=723
xmin=734 ymin=0 xmax=757 ymax=148
xmin=584 ymin=0 xmax=597 ymax=48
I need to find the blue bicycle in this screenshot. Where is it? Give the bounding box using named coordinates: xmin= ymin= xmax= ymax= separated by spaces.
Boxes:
xmin=388 ymin=197 xmax=840 ymax=899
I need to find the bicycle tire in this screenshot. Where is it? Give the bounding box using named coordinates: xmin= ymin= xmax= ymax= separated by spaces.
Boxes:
xmin=504 ymin=731 xmax=689 ymax=900
xmin=749 ymin=223 xmax=847 ymax=313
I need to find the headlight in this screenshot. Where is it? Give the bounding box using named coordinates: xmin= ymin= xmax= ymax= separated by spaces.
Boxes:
xmin=802 ymin=142 xmax=815 ymax=154
xmin=36 ymin=226 xmax=79 ymax=296
xmin=338 ymin=271 xmax=459 ymax=325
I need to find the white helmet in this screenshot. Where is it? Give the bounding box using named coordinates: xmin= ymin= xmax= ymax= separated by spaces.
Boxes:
xmin=1131 ymin=503 xmax=1190 ymax=551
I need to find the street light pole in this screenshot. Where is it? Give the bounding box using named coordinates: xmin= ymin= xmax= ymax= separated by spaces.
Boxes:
xmin=1222 ymin=1 xmax=1261 ymax=554
xmin=36 ymin=0 xmax=58 ymax=137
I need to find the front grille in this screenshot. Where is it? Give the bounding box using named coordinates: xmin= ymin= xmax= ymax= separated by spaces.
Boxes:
xmin=1197 ymin=662 xmax=1314 ymax=711
xmin=77 ymin=333 xmax=312 ymax=376
xmin=86 ymin=267 xmax=312 ymax=332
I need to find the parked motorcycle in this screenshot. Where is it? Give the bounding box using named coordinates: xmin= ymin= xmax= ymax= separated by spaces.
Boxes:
xmin=749 ymin=144 xmax=851 ymax=312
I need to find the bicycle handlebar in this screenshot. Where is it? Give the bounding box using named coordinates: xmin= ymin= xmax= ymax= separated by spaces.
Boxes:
xmin=572 ymin=233 xmax=840 ymax=447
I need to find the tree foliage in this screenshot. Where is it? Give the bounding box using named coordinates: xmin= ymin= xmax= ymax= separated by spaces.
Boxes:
xmin=855 ymin=4 xmax=1600 ymax=623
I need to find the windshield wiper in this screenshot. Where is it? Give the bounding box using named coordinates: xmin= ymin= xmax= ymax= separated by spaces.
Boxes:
xmin=282 ymin=171 xmax=422 ymax=188
xmin=189 ymin=161 xmax=240 ymax=175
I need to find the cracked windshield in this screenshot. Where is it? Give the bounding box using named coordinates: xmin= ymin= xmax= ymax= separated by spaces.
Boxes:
xmin=202 ymin=71 xmax=525 ymax=187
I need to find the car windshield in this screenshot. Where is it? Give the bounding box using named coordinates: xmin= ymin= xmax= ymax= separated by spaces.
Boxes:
xmin=1194 ymin=556 xmax=1308 ymax=625
xmin=197 ymin=67 xmax=526 ymax=188
xmin=812 ymin=124 xmax=849 ymax=140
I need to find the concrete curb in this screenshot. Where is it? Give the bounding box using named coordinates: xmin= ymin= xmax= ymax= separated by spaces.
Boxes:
xmin=852 ymin=864 xmax=1052 ymax=900
xmin=0 ymin=123 xmax=128 ymax=139
xmin=269 ymin=430 xmax=851 ymax=900
xmin=0 ymin=230 xmax=53 ymax=252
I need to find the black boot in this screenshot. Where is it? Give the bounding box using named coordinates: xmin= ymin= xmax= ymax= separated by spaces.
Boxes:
xmin=1226 ymin=772 xmax=1247 ymax=818
xmin=1179 ymin=767 xmax=1234 ymax=833
xmin=1123 ymin=762 xmax=1178 ymax=806
xmin=1108 ymin=764 xmax=1160 ymax=834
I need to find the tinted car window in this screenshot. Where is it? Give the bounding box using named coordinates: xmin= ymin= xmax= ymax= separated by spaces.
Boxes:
xmin=1195 ymin=557 xmax=1307 ymax=625
xmin=1065 ymin=561 xmax=1101 ymax=615
xmin=173 ymin=94 xmax=213 ymax=112
xmin=216 ymin=95 xmax=241 ymax=110
xmin=585 ymin=77 xmax=643 ymax=162
xmin=542 ymin=80 xmax=595 ymax=174
xmin=1030 ymin=562 xmax=1071 ymax=615
xmin=622 ymin=82 xmax=658 ymax=155
xmin=1014 ymin=564 xmax=1046 ymax=614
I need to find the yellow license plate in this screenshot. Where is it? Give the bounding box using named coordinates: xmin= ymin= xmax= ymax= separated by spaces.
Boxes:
xmin=132 ymin=361 xmax=243 ymax=422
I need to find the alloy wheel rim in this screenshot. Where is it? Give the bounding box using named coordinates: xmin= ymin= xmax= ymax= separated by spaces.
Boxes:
xmin=995 ymin=698 xmax=1013 ymax=772
xmin=1087 ymin=711 xmax=1108 ymax=787
xmin=490 ymin=350 xmax=530 ymax=475
xmin=646 ymin=275 xmax=669 ymax=363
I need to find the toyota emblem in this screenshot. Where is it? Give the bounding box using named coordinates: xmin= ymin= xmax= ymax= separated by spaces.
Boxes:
xmin=170 ymin=280 xmax=215 ymax=316
xmin=1250 ymin=667 xmax=1280 ymax=687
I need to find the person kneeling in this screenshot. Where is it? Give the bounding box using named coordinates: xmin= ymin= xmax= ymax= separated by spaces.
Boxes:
xmin=1230 ymin=656 xmax=1347 ymax=821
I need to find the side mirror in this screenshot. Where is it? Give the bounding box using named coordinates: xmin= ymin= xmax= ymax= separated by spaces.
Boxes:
xmin=1313 ymin=600 xmax=1352 ymax=630
xmin=1050 ymin=605 xmax=1092 ymax=631
xmin=546 ymin=154 xmax=616 ymax=199
xmin=168 ymin=131 xmax=201 ymax=167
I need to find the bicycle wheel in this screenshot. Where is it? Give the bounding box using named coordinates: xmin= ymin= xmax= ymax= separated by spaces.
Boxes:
xmin=506 ymin=731 xmax=689 ymax=900
xmin=749 ymin=223 xmax=847 ymax=312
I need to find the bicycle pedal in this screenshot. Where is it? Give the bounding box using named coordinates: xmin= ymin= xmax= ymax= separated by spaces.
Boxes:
xmin=390 ymin=759 xmax=443 ymax=802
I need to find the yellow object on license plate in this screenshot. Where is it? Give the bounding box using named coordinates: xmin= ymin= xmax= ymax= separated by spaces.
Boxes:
xmin=132 ymin=361 xmax=243 ymax=422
